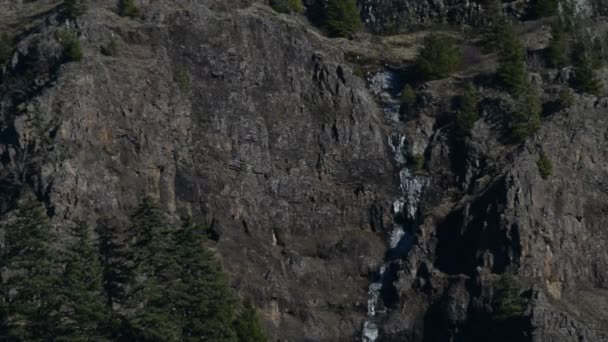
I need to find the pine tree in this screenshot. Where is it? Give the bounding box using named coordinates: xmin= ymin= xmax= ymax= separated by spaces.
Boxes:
xmin=57 ymin=223 xmax=110 ymax=341
xmin=511 ymin=85 xmax=542 ymax=142
xmin=234 ymin=300 xmax=267 ymax=342
xmin=493 ymin=274 xmax=525 ymax=320
xmin=270 ymin=0 xmax=303 ymax=13
xmin=176 ymin=220 xmax=238 ymax=342
xmin=125 ymin=197 xmax=182 ymax=341
xmin=0 ymin=33 xmax=11 ymax=65
xmin=547 ymin=21 xmax=570 ymax=68
xmin=415 ymin=33 xmax=462 ymax=80
xmin=537 ymin=151 xmax=553 ymax=179
xmin=496 ymin=26 xmax=528 ymax=94
xmin=324 ymin=0 xmax=362 ymax=37
xmin=0 ymin=194 xmax=61 ymax=340
xmin=118 ymin=0 xmax=140 ymax=18
xmin=65 ymin=0 xmax=88 ymax=19
xmin=533 ymin=0 xmax=559 ymax=18
xmin=97 ymin=219 xmax=131 ymax=312
xmin=454 ymin=83 xmax=480 ymax=143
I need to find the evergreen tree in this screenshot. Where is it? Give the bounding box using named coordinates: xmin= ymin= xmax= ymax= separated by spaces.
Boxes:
xmin=57 ymin=223 xmax=110 ymax=341
xmin=65 ymin=0 xmax=88 ymax=19
xmin=491 ymin=274 xmax=527 ymax=342
xmin=0 ymin=33 xmax=11 ymax=65
xmin=118 ymin=0 xmax=140 ymax=18
xmin=0 ymin=194 xmax=61 ymax=340
xmin=125 ymin=197 xmax=182 ymax=341
xmin=97 ymin=218 xmax=131 ymax=313
xmin=533 ymin=0 xmax=559 ymax=18
xmin=56 ymin=29 xmax=83 ymax=62
xmin=511 ymin=85 xmax=542 ymax=142
xmin=270 ymin=0 xmax=303 ymax=13
xmin=537 ymin=151 xmax=553 ymax=179
xmin=415 ymin=33 xmax=462 ymax=80
xmin=547 ymin=21 xmax=570 ymax=68
xmin=573 ymin=59 xmax=602 ymax=95
xmin=324 ymin=0 xmax=362 ymax=37
xmin=454 ymin=83 xmax=480 ymax=143
xmin=234 ymin=300 xmax=267 ymax=342
xmin=496 ymin=25 xmax=528 ymax=94
xmin=176 ymin=220 xmax=238 ymax=342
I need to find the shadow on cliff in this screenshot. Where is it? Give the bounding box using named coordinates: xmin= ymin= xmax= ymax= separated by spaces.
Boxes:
xmin=434 ymin=176 xmax=521 ymax=276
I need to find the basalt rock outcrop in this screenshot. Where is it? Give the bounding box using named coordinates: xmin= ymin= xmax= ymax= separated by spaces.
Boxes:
xmin=1 ymin=0 xmax=608 ymax=341
xmin=1 ymin=1 xmax=394 ymax=340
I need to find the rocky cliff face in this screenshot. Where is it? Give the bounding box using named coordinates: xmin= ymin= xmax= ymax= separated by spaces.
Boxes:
xmin=1 ymin=0 xmax=608 ymax=341
xmin=1 ymin=1 xmax=394 ymax=340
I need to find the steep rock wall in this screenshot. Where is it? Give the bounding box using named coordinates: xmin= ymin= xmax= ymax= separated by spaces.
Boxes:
xmin=0 ymin=1 xmax=395 ymax=340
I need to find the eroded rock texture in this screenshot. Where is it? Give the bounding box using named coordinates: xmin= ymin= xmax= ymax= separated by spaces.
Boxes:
xmin=1 ymin=0 xmax=608 ymax=341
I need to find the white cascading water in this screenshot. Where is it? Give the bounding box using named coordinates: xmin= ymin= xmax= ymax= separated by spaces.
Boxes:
xmin=362 ymin=70 xmax=428 ymax=342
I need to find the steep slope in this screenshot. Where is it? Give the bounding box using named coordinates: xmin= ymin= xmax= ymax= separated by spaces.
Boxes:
xmin=0 ymin=1 xmax=395 ymax=340
xmin=1 ymin=0 xmax=608 ymax=341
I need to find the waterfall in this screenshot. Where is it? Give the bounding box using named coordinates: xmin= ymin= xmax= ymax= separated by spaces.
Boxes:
xmin=362 ymin=70 xmax=428 ymax=342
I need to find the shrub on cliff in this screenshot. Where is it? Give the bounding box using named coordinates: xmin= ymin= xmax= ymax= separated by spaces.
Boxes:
xmin=56 ymin=30 xmax=83 ymax=62
xmin=415 ymin=33 xmax=462 ymax=80
xmin=573 ymin=59 xmax=602 ymax=95
xmin=537 ymin=151 xmax=553 ymax=179
xmin=118 ymin=0 xmax=139 ymax=18
xmin=511 ymin=85 xmax=541 ymax=142
xmin=533 ymin=0 xmax=559 ymax=18
xmin=558 ymin=87 xmax=575 ymax=109
xmin=496 ymin=26 xmax=528 ymax=94
xmin=234 ymin=300 xmax=267 ymax=342
xmin=324 ymin=0 xmax=362 ymax=37
xmin=65 ymin=0 xmax=88 ymax=19
xmin=493 ymin=274 xmax=525 ymax=321
xmin=547 ymin=22 xmax=570 ymax=68
xmin=454 ymin=83 xmax=480 ymax=143
xmin=400 ymin=84 xmax=416 ymax=114
xmin=270 ymin=0 xmax=303 ymax=13
xmin=0 ymin=33 xmax=11 ymax=65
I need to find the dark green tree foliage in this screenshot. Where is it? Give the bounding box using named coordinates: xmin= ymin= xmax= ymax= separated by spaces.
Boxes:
xmin=493 ymin=274 xmax=525 ymax=321
xmin=547 ymin=22 xmax=570 ymax=68
xmin=97 ymin=219 xmax=131 ymax=312
xmin=496 ymin=26 xmax=528 ymax=94
xmin=573 ymin=55 xmax=603 ymax=95
xmin=234 ymin=300 xmax=267 ymax=342
xmin=126 ymin=197 xmax=182 ymax=341
xmin=270 ymin=0 xmax=303 ymax=13
xmin=57 ymin=223 xmax=110 ymax=341
xmin=401 ymin=84 xmax=416 ymax=106
xmin=118 ymin=0 xmax=140 ymax=18
xmin=511 ymin=85 xmax=542 ymax=142
xmin=491 ymin=274 xmax=527 ymax=342
xmin=1 ymin=196 xmax=268 ymax=341
xmin=558 ymin=87 xmax=575 ymax=109
xmin=101 ymin=38 xmax=119 ymax=57
xmin=65 ymin=0 xmax=88 ymax=19
xmin=0 ymin=195 xmax=61 ymax=340
xmin=57 ymin=29 xmax=83 ymax=62
xmin=324 ymin=0 xmax=362 ymax=37
xmin=415 ymin=33 xmax=462 ymax=80
xmin=0 ymin=33 xmax=11 ymax=65
xmin=537 ymin=151 xmax=553 ymax=179
xmin=400 ymin=84 xmax=416 ymax=118
xmin=454 ymin=83 xmax=480 ymax=143
xmin=533 ymin=0 xmax=559 ymax=18
xmin=569 ymin=28 xmax=605 ymax=94
xmin=176 ymin=220 xmax=238 ymax=341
